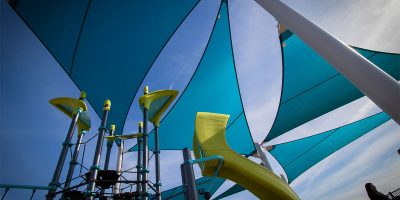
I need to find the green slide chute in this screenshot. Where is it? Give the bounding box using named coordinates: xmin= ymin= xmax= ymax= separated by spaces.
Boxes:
xmin=216 ymin=112 xmax=390 ymax=199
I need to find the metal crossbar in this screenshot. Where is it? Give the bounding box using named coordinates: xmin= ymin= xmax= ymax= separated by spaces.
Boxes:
xmin=0 ymin=184 xmax=50 ymax=190
xmin=189 ymin=156 xmax=224 ymax=177
xmin=0 ymin=185 xmax=51 ymax=200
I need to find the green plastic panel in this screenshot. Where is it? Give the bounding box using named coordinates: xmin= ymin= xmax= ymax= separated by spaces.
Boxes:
xmin=270 ymin=112 xmax=390 ymax=183
xmin=147 ymin=96 xmax=171 ymax=122
xmin=265 ymin=31 xmax=400 ymax=141
xmin=10 ymin=0 xmax=199 ymax=135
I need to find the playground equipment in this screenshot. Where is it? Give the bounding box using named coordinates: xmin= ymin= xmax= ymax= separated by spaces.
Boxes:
xmin=47 ymin=91 xmax=90 ymax=200
xmin=139 ymin=86 xmax=179 ymax=200
xmin=104 ymin=124 xmax=143 ymax=197
xmin=99 ymin=124 xmax=116 ymax=197
xmin=0 ymin=86 xmax=179 ymax=199
xmin=85 ymin=99 xmax=111 ymax=200
xmin=189 ymin=112 xmax=299 ymax=200
xmin=3 ymin=0 xmax=399 ymax=199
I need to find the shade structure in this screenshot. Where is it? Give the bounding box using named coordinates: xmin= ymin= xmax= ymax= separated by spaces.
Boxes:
xmin=129 ymin=1 xmax=255 ymax=155
xmin=265 ymin=30 xmax=400 ymax=142
xmin=213 ymin=112 xmax=391 ymax=199
xmin=161 ymin=177 xmax=225 ymax=200
xmin=9 ymin=0 xmax=200 ymax=134
xmin=213 ymin=184 xmax=245 ymax=200
xmin=270 ymin=112 xmax=390 ymax=183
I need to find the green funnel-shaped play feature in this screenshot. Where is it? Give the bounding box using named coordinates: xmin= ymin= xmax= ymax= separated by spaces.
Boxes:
xmin=139 ymin=87 xmax=179 ymax=126
xmin=49 ymin=93 xmax=91 ymax=133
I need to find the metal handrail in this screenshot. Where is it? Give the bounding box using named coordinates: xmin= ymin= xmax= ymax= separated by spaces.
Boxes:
xmin=0 ymin=184 xmax=50 ymax=190
xmin=188 ymin=155 xmax=224 ymax=177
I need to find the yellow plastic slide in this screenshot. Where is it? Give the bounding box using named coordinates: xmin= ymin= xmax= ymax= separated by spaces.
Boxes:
xmin=193 ymin=112 xmax=299 ymax=200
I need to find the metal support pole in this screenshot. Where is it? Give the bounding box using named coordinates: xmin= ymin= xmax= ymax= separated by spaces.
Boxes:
xmin=136 ymin=122 xmax=143 ymax=195
xmin=254 ymin=143 xmax=272 ymax=171
xmin=100 ymin=125 xmax=115 ymax=197
xmin=86 ymin=100 xmax=111 ymax=200
xmin=64 ymin=131 xmax=85 ymax=189
xmin=182 ymin=148 xmax=198 ymax=200
xmin=46 ymin=109 xmax=81 ymax=200
xmin=113 ymin=140 xmax=124 ymax=195
xmin=255 ymin=0 xmax=400 ymax=125
xmin=141 ymin=85 xmax=150 ymax=200
xmin=141 ymin=108 xmax=149 ymax=200
xmin=154 ymin=125 xmax=161 ymax=200
xmin=180 ymin=164 xmax=189 ymax=200
xmin=103 ymin=125 xmax=116 ymax=170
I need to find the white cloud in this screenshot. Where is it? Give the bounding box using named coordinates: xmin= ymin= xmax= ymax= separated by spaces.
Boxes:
xmin=281 ymin=0 xmax=400 ymax=53
xmin=229 ymin=0 xmax=282 ymax=142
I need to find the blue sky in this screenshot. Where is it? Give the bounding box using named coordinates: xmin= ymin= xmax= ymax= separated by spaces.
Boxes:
xmin=1 ymin=0 xmax=399 ymax=199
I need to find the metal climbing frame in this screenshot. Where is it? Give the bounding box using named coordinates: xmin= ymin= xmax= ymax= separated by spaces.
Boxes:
xmin=46 ymin=92 xmax=88 ymax=200
xmin=86 ymin=100 xmax=111 ymax=200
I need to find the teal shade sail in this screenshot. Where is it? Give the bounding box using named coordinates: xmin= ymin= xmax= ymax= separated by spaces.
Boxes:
xmin=265 ymin=30 xmax=400 ymax=141
xmin=162 ymin=177 xmax=225 ymax=200
xmin=129 ymin=1 xmax=255 ymax=155
xmin=270 ymin=112 xmax=390 ymax=183
xmin=213 ymin=184 xmax=245 ymax=200
xmin=10 ymin=0 xmax=200 ymax=134
xmin=212 ymin=112 xmax=391 ymax=199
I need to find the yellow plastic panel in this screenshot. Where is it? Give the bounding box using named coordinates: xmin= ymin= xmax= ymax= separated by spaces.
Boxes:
xmin=105 ymin=133 xmax=142 ymax=142
xmin=194 ymin=112 xmax=299 ymax=200
xmin=77 ymin=111 xmax=91 ymax=134
xmin=49 ymin=97 xmax=90 ymax=134
xmin=139 ymin=90 xmax=178 ymax=126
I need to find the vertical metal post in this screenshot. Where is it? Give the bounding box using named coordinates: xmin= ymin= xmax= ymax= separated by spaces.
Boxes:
xmin=103 ymin=125 xmax=116 ymax=170
xmin=46 ymin=109 xmax=81 ymax=200
xmin=182 ymin=148 xmax=198 ymax=200
xmin=154 ymin=125 xmax=161 ymax=200
xmin=113 ymin=140 xmax=124 ymax=195
xmin=180 ymin=164 xmax=189 ymax=200
xmin=64 ymin=131 xmax=85 ymax=189
xmin=141 ymin=86 xmax=149 ymax=200
xmin=254 ymin=143 xmax=272 ymax=171
xmin=64 ymin=93 xmax=87 ymax=192
xmin=86 ymin=100 xmax=111 ymax=200
xmin=280 ymin=174 xmax=288 ymax=183
xmin=136 ymin=122 xmax=143 ymax=195
xmin=255 ymin=0 xmax=400 ymax=125
xmin=100 ymin=125 xmax=116 ymax=197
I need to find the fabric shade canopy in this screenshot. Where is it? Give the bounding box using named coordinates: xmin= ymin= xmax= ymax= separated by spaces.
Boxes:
xmin=129 ymin=1 xmax=255 ymax=155
xmin=214 ymin=112 xmax=390 ymax=199
xmin=213 ymin=183 xmax=245 ymax=200
xmin=265 ymin=30 xmax=400 ymax=142
xmin=162 ymin=177 xmax=225 ymax=200
xmin=10 ymin=0 xmax=200 ymax=135
xmin=270 ymin=112 xmax=390 ymax=183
